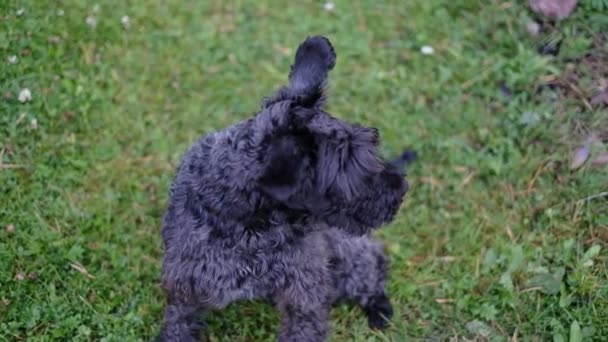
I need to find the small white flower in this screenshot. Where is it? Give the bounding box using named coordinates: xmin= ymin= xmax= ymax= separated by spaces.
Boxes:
xmin=121 ymin=15 xmax=130 ymax=28
xmin=324 ymin=2 xmax=335 ymax=11
xmin=93 ymin=4 xmax=100 ymax=12
xmin=30 ymin=118 xmax=38 ymax=129
xmin=420 ymin=45 xmax=434 ymax=55
xmin=86 ymin=16 xmax=97 ymax=28
xmin=18 ymin=88 xmax=32 ymax=103
xmin=526 ymin=21 xmax=540 ymax=37
xmin=57 ymin=9 xmax=65 ymax=16
xmin=8 ymin=55 xmax=17 ymax=64
xmin=16 ymin=8 xmax=25 ymax=16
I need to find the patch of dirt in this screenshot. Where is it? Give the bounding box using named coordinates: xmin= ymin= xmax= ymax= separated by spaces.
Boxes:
xmin=537 ymin=33 xmax=608 ymax=112
xmin=526 ymin=28 xmax=608 ymax=173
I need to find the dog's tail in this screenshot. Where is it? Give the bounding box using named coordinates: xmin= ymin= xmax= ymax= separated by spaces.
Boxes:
xmin=287 ymin=36 xmax=336 ymax=107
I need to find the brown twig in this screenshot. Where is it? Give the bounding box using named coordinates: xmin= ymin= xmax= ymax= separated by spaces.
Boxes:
xmin=0 ymin=163 xmax=27 ymax=169
xmin=511 ymin=328 xmax=519 ymax=342
xmin=69 ymin=262 xmax=95 ymax=279
xmin=527 ymin=162 xmax=547 ymax=193
xmin=435 ymin=298 xmax=455 ymax=304
xmin=576 ymin=191 xmax=608 ymax=205
xmin=563 ymin=78 xmax=593 ymax=111
xmin=505 ymin=225 xmax=516 ymax=242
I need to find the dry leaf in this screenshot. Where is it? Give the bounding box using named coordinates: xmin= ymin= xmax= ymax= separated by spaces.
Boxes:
xmin=570 ymin=146 xmax=590 ymax=170
xmin=591 ymin=91 xmax=608 ymax=107
xmin=592 ymin=153 xmax=608 ymax=168
xmin=529 ymin=0 xmax=578 ymax=20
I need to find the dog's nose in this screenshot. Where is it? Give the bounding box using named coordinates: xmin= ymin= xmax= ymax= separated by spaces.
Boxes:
xmin=388 ymin=149 xmax=417 ymax=171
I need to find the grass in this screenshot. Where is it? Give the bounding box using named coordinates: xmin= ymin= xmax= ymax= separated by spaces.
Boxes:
xmin=1 ymin=0 xmax=607 ymax=341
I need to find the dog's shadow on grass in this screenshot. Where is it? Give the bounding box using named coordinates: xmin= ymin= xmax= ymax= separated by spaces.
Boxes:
xmin=205 ymin=300 xmax=280 ymax=341
xmin=201 ymin=300 xmax=384 ymax=341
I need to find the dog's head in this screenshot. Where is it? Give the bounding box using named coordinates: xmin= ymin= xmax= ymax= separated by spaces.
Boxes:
xmin=257 ymin=36 xmax=412 ymax=235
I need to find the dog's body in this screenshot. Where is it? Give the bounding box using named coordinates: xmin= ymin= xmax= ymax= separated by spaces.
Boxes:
xmin=159 ymin=36 xmax=411 ymax=341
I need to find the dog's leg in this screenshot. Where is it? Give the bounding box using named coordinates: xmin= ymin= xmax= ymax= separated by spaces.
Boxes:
xmin=270 ymin=234 xmax=335 ymax=342
xmin=273 ymin=281 xmax=333 ymax=342
xmin=157 ymin=296 xmax=206 ymax=342
xmin=362 ymin=291 xmax=393 ymax=330
xmin=328 ymin=231 xmax=393 ymax=330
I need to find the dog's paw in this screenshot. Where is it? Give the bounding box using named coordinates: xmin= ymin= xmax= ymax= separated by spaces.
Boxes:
xmin=364 ymin=294 xmax=393 ymax=330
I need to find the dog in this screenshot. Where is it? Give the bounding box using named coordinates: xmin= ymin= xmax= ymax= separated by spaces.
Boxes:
xmin=158 ymin=36 xmax=413 ymax=341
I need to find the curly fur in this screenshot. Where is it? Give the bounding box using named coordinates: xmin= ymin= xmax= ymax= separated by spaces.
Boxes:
xmin=158 ymin=36 xmax=412 ymax=341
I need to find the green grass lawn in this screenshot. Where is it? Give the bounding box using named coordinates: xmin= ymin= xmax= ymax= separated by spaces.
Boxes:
xmin=2 ymin=1 xmax=607 ymax=341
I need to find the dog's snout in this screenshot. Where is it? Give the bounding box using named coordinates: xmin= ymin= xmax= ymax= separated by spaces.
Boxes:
xmin=387 ymin=172 xmax=405 ymax=190
xmin=380 ymin=167 xmax=406 ymax=191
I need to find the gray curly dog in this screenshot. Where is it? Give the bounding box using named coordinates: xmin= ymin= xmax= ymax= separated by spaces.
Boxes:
xmin=158 ymin=35 xmax=414 ymax=341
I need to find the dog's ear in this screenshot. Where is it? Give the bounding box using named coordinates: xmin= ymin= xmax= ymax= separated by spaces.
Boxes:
xmin=259 ymin=133 xmax=315 ymax=202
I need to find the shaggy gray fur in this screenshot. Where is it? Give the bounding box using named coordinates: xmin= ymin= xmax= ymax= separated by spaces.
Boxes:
xmin=158 ymin=36 xmax=411 ymax=341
